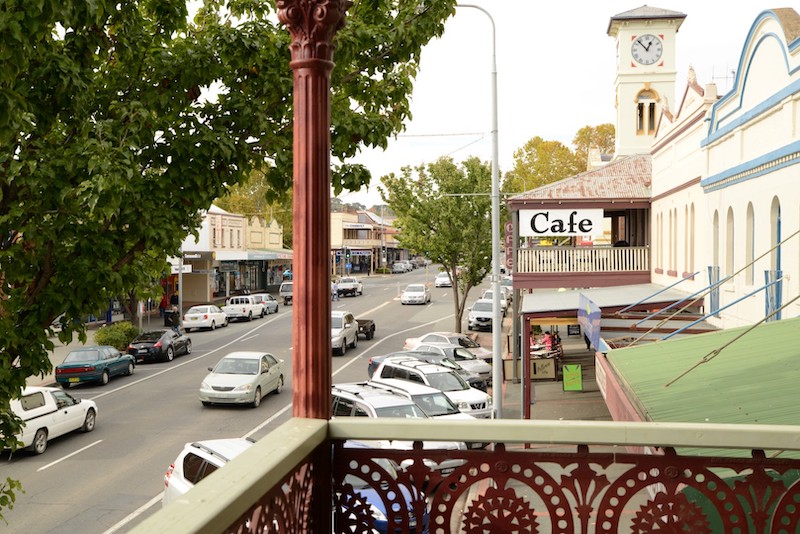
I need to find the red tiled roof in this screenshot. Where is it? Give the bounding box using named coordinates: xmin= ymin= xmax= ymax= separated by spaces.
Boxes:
xmin=508 ymin=154 xmax=651 ymax=202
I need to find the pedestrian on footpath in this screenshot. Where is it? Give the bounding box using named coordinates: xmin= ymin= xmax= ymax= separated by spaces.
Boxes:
xmin=584 ymin=333 xmax=592 ymax=351
xmin=332 ymin=281 xmax=339 ymax=301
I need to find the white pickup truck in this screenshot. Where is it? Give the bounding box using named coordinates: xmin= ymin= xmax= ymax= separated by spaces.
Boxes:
xmin=336 ymin=276 xmax=363 ymax=297
xmin=221 ymin=295 xmax=263 ymax=321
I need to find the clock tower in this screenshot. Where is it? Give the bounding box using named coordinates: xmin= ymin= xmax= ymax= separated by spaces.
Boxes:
xmin=608 ymin=6 xmax=686 ymax=156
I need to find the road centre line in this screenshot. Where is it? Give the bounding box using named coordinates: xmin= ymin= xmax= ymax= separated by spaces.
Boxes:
xmin=37 ymin=439 xmax=103 ymax=472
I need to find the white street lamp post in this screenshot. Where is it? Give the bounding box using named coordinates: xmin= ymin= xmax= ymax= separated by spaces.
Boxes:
xmin=457 ymin=4 xmax=502 ymax=418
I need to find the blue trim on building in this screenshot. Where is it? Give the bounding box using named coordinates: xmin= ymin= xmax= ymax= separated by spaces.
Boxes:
xmin=701 ymin=140 xmax=800 ymax=191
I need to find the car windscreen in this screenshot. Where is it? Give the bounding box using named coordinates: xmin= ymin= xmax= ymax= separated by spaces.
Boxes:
xmin=64 ymin=350 xmax=99 ymax=363
xmin=472 ymin=301 xmax=492 ymax=312
xmin=406 ymin=285 xmax=425 ymax=292
xmin=412 ymin=393 xmax=460 ymax=416
xmin=457 ymin=336 xmax=480 ymax=349
xmin=215 ymin=358 xmax=259 ymax=375
xmin=426 ymin=371 xmax=468 ymax=392
xmin=135 ymin=331 xmax=164 ymax=341
xmin=331 ymin=316 xmax=344 ymax=329
xmin=187 ymin=306 xmax=210 ymax=314
xmin=373 ymin=404 xmax=426 ymax=418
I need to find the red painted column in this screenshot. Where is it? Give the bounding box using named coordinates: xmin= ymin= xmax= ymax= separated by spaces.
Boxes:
xmin=278 ymin=1 xmax=350 ymax=419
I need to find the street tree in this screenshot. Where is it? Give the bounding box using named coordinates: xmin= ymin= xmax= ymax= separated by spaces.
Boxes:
xmin=572 ymin=123 xmax=616 ymax=171
xmin=502 ymin=136 xmax=583 ymax=195
xmin=0 ymin=0 xmax=457 ymax=517
xmin=381 ymin=157 xmax=492 ymax=331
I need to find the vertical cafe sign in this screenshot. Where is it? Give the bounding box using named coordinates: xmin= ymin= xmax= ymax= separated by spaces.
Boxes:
xmin=519 ymin=209 xmax=604 ymax=237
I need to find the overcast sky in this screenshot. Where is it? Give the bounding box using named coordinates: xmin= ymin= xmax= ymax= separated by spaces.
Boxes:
xmin=338 ymin=1 xmax=788 ymax=208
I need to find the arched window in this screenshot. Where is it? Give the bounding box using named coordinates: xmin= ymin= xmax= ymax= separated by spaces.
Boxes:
xmin=636 ymin=90 xmax=658 ymax=135
xmin=725 ymin=207 xmax=735 ymax=282
xmin=689 ymin=203 xmax=695 ymax=273
xmin=712 ymin=210 xmax=720 ymax=269
xmin=745 ymin=203 xmax=755 ymax=285
xmin=770 ymin=197 xmax=781 ymax=272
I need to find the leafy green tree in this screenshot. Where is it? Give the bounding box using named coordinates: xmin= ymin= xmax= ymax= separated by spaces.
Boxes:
xmin=0 ymin=0 xmax=457 ymax=518
xmin=502 ymin=136 xmax=583 ymax=194
xmin=572 ymin=123 xmax=615 ymax=171
xmin=381 ymin=157 xmax=492 ymax=331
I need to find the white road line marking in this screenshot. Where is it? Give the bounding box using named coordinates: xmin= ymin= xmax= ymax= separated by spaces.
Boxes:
xmin=37 ymin=439 xmax=103 ymax=472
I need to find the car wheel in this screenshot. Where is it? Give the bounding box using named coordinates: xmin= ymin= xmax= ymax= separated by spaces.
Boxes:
xmin=252 ymin=387 xmax=262 ymax=408
xmin=275 ymin=376 xmax=284 ymax=394
xmin=275 ymin=305 xmax=279 ymax=313
xmin=201 ymin=401 xmax=211 ymax=407
xmin=210 ymin=321 xmax=216 ymax=331
xmin=165 ymin=346 xmax=175 ymax=362
xmin=223 ymin=318 xmax=229 ymax=327
xmin=81 ymin=409 xmax=96 ymax=432
xmin=60 ymin=381 xmax=71 ymax=389
xmin=247 ymin=311 xmax=253 ymax=321
xmin=100 ymin=370 xmax=110 ymax=385
xmin=185 ymin=340 xmax=192 ymax=355
xmin=350 ymin=335 xmax=357 ymax=349
xmin=125 ymin=362 xmax=134 ymax=376
xmin=31 ymin=429 xmax=48 ymax=455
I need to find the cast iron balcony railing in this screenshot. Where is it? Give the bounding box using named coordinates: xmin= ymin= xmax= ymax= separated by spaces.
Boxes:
xmin=133 ymin=418 xmax=800 ymax=533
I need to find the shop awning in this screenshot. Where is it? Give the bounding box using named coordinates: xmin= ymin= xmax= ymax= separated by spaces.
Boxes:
xmin=606 ymin=316 xmax=800 ymax=458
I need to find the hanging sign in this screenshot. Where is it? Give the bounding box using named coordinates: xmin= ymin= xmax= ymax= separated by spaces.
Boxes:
xmin=519 ymin=209 xmax=604 ymax=237
xmin=562 ymin=364 xmax=583 ymax=391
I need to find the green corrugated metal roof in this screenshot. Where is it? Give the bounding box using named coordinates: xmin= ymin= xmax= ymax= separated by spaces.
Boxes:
xmin=607 ymin=316 xmax=800 ymax=458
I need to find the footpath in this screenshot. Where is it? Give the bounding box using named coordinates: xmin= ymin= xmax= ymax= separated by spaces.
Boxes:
xmin=473 ymin=315 xmax=612 ymax=422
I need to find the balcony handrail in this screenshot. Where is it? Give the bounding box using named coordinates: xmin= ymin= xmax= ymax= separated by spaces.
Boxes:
xmin=132 ymin=417 xmax=800 ymax=533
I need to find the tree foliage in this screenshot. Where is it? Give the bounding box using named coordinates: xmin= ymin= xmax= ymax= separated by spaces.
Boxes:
xmin=0 ymin=0 xmax=457 ymax=518
xmin=501 ymin=136 xmax=583 ymax=195
xmin=572 ymin=123 xmax=616 ymax=171
xmin=502 ymin=124 xmax=616 ymax=195
xmin=381 ymin=157 xmax=492 ymax=331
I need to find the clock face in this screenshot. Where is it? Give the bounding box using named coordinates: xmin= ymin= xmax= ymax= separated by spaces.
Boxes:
xmin=631 ymin=34 xmax=663 ymax=65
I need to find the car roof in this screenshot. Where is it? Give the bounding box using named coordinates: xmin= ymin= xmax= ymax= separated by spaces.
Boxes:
xmin=21 ymin=386 xmax=58 ymax=395
xmin=366 ymin=378 xmax=444 ymax=396
xmin=382 ymin=357 xmax=454 ymax=374
xmin=331 ymin=310 xmax=351 ymax=317
xmin=332 ymin=383 xmax=421 ymax=408
xmin=219 ymin=351 xmax=268 ymax=360
xmin=186 ymin=438 xmax=255 ymax=464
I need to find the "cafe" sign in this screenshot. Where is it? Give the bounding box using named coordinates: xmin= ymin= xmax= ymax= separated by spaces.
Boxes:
xmin=519 ymin=209 xmax=604 ymax=237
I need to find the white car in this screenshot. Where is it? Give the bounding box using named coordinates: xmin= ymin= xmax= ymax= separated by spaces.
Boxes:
xmin=8 ymin=386 xmax=97 ymax=455
xmin=401 ymin=283 xmax=431 ymax=305
xmin=412 ymin=342 xmax=493 ymax=384
xmin=481 ymin=289 xmax=508 ymax=315
xmin=163 ymin=438 xmax=255 ymax=506
xmin=182 ymin=304 xmax=228 ymax=331
xmin=199 ymin=351 xmax=285 ymax=408
xmin=467 ymin=298 xmax=494 ymax=331
xmin=434 ymin=272 xmax=452 ymax=287
xmin=403 ymin=331 xmax=492 ymax=362
xmin=250 ymin=293 xmax=279 ymax=315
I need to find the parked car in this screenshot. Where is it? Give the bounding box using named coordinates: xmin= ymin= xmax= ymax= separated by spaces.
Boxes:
xmin=279 ymin=281 xmax=293 ymax=305
xmin=331 ymin=310 xmax=359 ymax=355
xmin=163 ymin=438 xmax=255 ymax=506
xmin=183 ymin=304 xmax=228 ymax=331
xmin=400 ymin=283 xmax=431 ymax=305
xmin=336 ymin=276 xmax=363 ymax=297
xmin=467 ymin=298 xmax=494 ymax=331
xmin=199 ymin=351 xmax=285 ymax=408
xmin=434 ymin=271 xmax=452 ymax=288
xmin=480 ymin=289 xmax=508 ymax=315
xmin=362 ymin=379 xmax=474 ymax=420
xmin=403 ymin=331 xmax=492 ymax=362
xmin=367 ymin=350 xmax=487 ymax=391
xmin=221 ymin=295 xmax=263 ymax=322
xmin=391 ymin=262 xmax=408 ymax=274
xmin=127 ymin=329 xmax=192 ymax=363
xmin=251 ymin=293 xmax=279 ymax=315
xmin=332 ymin=383 xmax=466 ymax=473
xmin=372 ymin=357 xmax=494 ymax=418
xmin=412 ymin=342 xmax=493 ymax=385
xmin=55 ymin=345 xmax=135 ymax=387
xmin=7 ymin=386 xmax=97 ymax=455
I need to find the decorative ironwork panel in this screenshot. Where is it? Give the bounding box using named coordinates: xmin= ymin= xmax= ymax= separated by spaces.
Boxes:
xmin=331 ymin=441 xmax=800 ymax=534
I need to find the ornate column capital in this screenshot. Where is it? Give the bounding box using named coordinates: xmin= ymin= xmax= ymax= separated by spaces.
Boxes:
xmin=277 ymin=0 xmax=352 ymax=64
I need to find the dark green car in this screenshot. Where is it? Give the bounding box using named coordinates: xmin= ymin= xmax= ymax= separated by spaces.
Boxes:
xmin=55 ymin=345 xmax=135 ymax=387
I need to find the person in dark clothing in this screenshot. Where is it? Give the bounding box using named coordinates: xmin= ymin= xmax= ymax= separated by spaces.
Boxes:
xmin=584 ymin=333 xmax=592 ymax=351
xmin=170 ymin=292 xmax=179 ymax=307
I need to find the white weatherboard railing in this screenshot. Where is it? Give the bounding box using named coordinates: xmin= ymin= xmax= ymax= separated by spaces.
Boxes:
xmin=517 ymin=246 xmax=650 ymax=273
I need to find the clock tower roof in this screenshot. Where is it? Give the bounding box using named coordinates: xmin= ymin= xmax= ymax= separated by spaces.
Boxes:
xmin=607 ymin=5 xmax=686 ymax=36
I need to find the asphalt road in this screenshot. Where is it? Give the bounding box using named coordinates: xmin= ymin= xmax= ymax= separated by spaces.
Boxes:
xmin=2 ymin=267 xmax=475 ymax=533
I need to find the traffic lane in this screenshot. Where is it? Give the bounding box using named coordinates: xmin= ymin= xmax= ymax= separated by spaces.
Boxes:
xmin=3 ymin=316 xmax=295 ymax=533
